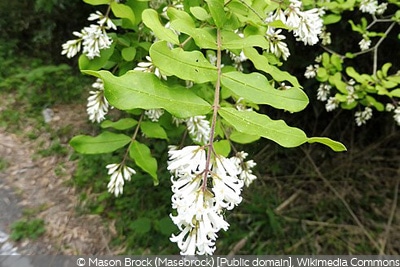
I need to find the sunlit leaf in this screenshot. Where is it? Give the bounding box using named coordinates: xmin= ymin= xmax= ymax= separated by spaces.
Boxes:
xmin=70 ymin=131 xmax=131 ymax=154
xmin=83 ymin=70 xmax=211 ymax=118
xmin=142 ymin=9 xmax=179 ymax=45
xmin=130 ymin=141 xmax=158 ymax=184
xmin=101 ymin=118 xmax=138 ymax=130
xmin=150 ymin=41 xmax=217 ymax=83
xmin=221 ymin=71 xmax=308 ymax=112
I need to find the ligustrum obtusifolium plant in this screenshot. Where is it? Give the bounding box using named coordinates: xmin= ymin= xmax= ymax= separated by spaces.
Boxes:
xmin=303 ymin=0 xmax=400 ymax=126
xmin=65 ymin=0 xmax=347 ymax=255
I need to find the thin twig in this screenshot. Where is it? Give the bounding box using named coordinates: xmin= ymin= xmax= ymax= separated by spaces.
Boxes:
xmin=302 ymin=148 xmax=381 ymax=251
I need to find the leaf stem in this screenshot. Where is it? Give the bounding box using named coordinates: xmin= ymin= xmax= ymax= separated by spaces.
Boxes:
xmin=122 ymin=112 xmax=144 ymax=164
xmin=202 ymin=29 xmax=222 ymax=191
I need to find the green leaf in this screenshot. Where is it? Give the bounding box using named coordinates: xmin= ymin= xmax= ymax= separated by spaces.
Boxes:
xmin=390 ymin=89 xmax=400 ymax=97
xmin=346 ymin=67 xmax=363 ymax=83
xmin=79 ymin=43 xmax=115 ymax=71
xmin=170 ymin=20 xmax=217 ymax=49
xmin=221 ymin=31 xmax=268 ymax=50
xmin=70 ymin=131 xmax=131 ymax=154
xmin=323 ymin=14 xmax=341 ymax=24
xmin=84 ymin=70 xmax=211 ymax=118
xmin=219 ymin=107 xmax=308 ymax=148
xmin=150 ymin=41 xmax=217 ymax=83
xmin=213 ymin=140 xmax=231 ymax=157
xmin=244 ymin=48 xmax=301 ymax=88
xmin=329 ymin=72 xmax=347 ymax=94
xmin=308 ymin=137 xmax=347 ymax=152
xmin=140 ymin=121 xmax=168 ymax=140
xmin=156 ymin=216 xmax=177 ymax=236
xmin=130 ymin=218 xmax=152 ymax=235
xmin=206 ymin=0 xmax=226 ymax=28
xmin=142 ymin=9 xmax=180 ymax=45
xmin=101 ymin=118 xmax=138 ymax=130
xmin=130 ymin=141 xmax=158 ymax=184
xmin=121 ymin=47 xmax=136 ymax=61
xmin=219 ymin=108 xmax=346 ymax=151
xmin=83 ymin=0 xmax=109 ymax=5
xmin=221 ymin=71 xmax=308 ymax=112
xmin=230 ymin=131 xmax=260 ymax=144
xmin=190 ymin=6 xmax=210 ymax=21
xmin=316 ymin=67 xmax=329 ymax=82
xmin=110 ymin=2 xmax=136 ymax=27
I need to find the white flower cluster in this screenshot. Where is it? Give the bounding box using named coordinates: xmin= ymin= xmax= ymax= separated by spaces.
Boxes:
xmin=106 ymin=163 xmax=136 ymax=197
xmin=61 ymin=11 xmax=116 ymax=59
xmin=145 ymin=109 xmax=165 ymax=122
xmin=359 ymin=37 xmax=372 ymax=51
xmin=172 ymin=115 xmax=211 ymax=145
xmin=167 ymin=146 xmax=256 ymax=255
xmin=265 ymin=0 xmax=324 ymax=60
xmin=386 ymin=103 xmax=400 ymax=126
xmin=359 ymin=0 xmax=388 ymax=15
xmin=355 ymin=107 xmax=373 ymax=126
xmin=87 ymin=78 xmax=110 ymax=123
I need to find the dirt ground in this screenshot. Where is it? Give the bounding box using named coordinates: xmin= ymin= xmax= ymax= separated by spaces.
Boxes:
xmin=0 ymin=103 xmax=114 ymax=255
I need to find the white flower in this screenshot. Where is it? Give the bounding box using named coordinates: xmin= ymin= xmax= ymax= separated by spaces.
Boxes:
xmin=229 ymin=51 xmax=247 ymax=71
xmin=325 ymin=96 xmax=339 ymax=111
xmin=185 ymin=116 xmax=211 ymax=145
xmin=134 ymin=56 xmax=167 ymax=80
xmin=212 ymin=156 xmax=243 ymax=210
xmin=285 ymin=1 xmax=323 ymax=45
xmin=320 ymin=27 xmax=332 ymax=45
xmin=61 ymin=31 xmax=83 ymax=58
xmin=360 ymin=0 xmax=378 ymax=15
xmin=266 ymin=28 xmax=290 ymax=60
xmin=359 ymin=38 xmax=371 ymax=51
xmin=393 ymin=107 xmax=400 ymax=126
xmin=168 ymin=146 xmax=245 ymax=255
xmin=88 ymin=11 xmax=117 ymax=30
xmin=87 ymin=79 xmax=110 ymax=123
xmin=145 ymin=109 xmax=164 ymax=122
xmin=304 ymin=64 xmax=319 ymax=79
xmin=355 ymin=107 xmax=373 ymax=126
xmin=230 ymin=151 xmax=257 ymax=187
xmin=386 ymin=103 xmax=395 ymax=112
xmin=106 ymin=163 xmax=136 ymax=197
xmin=81 ymin=24 xmax=113 ymax=59
xmin=167 ymin=145 xmax=206 ymax=176
xmin=346 ymin=81 xmax=357 ymax=104
xmin=376 ymin=3 xmax=388 ymax=15
xmin=317 ymin=83 xmax=331 ymax=101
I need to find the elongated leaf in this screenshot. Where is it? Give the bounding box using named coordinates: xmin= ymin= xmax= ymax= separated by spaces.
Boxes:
xmin=219 ymin=108 xmax=308 ymax=147
xmin=244 ymin=47 xmax=301 ymax=88
xmin=130 ymin=141 xmax=158 ymax=185
xmin=83 ymin=70 xmax=211 ymax=118
xmin=140 ymin=121 xmax=168 ymax=140
xmin=221 ymin=31 xmax=268 ymax=50
xmin=111 ymin=2 xmax=135 ymax=27
xmin=70 ymin=131 xmax=131 ymax=154
xmin=190 ymin=6 xmax=210 ymax=21
xmin=170 ymin=20 xmax=217 ymax=49
xmin=150 ymin=41 xmax=217 ymax=83
xmin=206 ymin=0 xmax=226 ymax=28
xmin=308 ymin=137 xmax=347 ymax=152
xmin=221 ymin=72 xmax=308 ymax=112
xmin=230 ymin=131 xmax=260 ymax=144
xmin=219 ymin=108 xmax=346 ymax=151
xmin=101 ymin=118 xmax=138 ymax=130
xmin=142 ymin=9 xmax=179 ymax=45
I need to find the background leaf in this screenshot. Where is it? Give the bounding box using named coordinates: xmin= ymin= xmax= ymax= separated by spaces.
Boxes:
xmin=140 ymin=121 xmax=168 ymax=140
